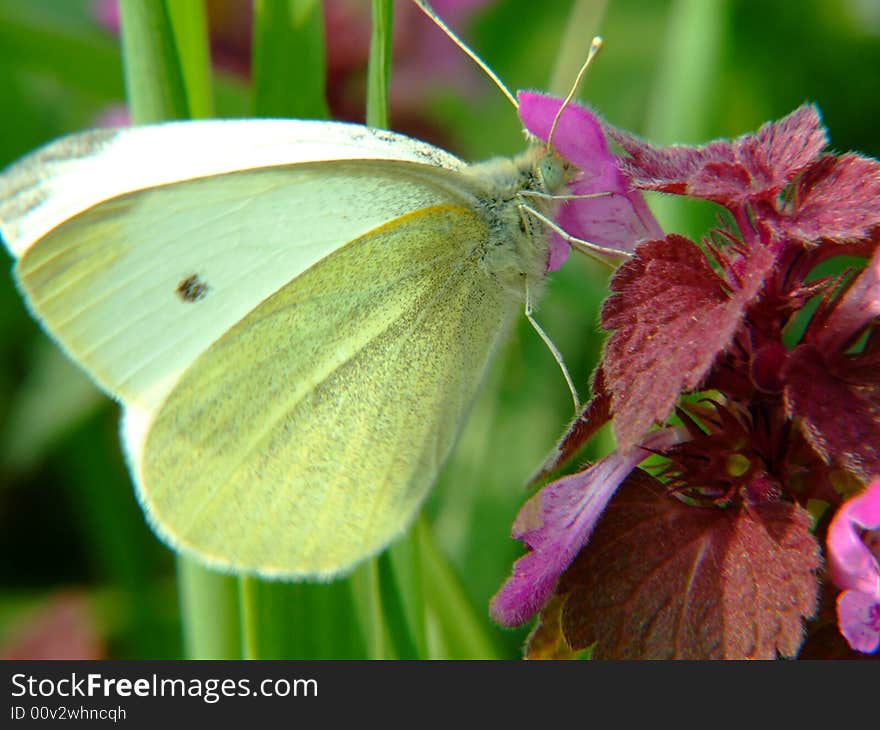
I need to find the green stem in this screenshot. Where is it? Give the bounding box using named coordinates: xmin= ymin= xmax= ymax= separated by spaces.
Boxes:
xmin=118 ymin=0 xmax=190 ymax=122
xmin=237 ymin=576 xmax=259 ymax=659
xmin=164 ymin=0 xmax=212 ymax=117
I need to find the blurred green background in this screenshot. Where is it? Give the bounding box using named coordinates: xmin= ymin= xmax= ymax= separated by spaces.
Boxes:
xmin=0 ymin=0 xmax=878 ymax=659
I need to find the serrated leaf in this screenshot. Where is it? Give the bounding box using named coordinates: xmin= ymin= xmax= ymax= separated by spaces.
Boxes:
xmin=601 ymin=235 xmax=775 ymax=451
xmin=556 ymin=471 xmax=821 ymax=659
xmin=784 ymin=344 xmax=880 ymax=484
xmin=607 ymin=105 xmax=827 ymax=205
xmin=784 ymin=154 xmax=880 ymax=243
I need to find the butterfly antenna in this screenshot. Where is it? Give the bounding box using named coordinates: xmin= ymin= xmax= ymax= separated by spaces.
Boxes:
xmin=413 ymin=0 xmax=518 ymax=109
xmin=547 ymin=36 xmax=603 ymax=149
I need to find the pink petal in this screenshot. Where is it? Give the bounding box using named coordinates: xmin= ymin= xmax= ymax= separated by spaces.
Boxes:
xmin=827 ymin=480 xmax=880 ymax=596
xmin=836 ymin=590 xmax=880 ymax=654
xmin=517 ymin=91 xmax=662 ymax=270
xmin=490 ymin=428 xmax=682 ymax=626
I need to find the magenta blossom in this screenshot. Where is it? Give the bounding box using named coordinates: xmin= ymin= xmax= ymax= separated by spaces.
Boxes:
xmin=827 ymin=481 xmax=880 ymax=654
xmin=490 ymin=428 xmax=682 ymax=626
xmin=517 ymin=92 xmax=663 ymax=270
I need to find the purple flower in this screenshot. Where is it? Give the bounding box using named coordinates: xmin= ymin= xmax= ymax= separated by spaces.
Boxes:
xmin=490 ymin=428 xmax=682 ymax=627
xmin=516 ymin=92 xmax=662 ymax=270
xmin=827 ymin=480 xmax=880 ymax=654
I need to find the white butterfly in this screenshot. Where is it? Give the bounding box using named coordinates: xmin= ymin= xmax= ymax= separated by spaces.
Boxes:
xmin=0 ymin=116 xmax=573 ymax=578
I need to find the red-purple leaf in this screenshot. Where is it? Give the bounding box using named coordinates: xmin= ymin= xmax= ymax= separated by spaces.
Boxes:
xmin=812 ymin=243 xmax=880 ymax=354
xmin=783 ymin=344 xmax=880 ymax=483
xmin=491 ymin=430 xmax=683 ymax=628
xmin=606 ymin=105 xmax=826 ymax=206
xmin=741 ymin=104 xmax=829 ymax=189
xmin=601 ymin=235 xmax=775 ymax=451
xmin=556 ymin=472 xmax=821 ymax=659
xmin=783 ymin=154 xmax=880 ymax=243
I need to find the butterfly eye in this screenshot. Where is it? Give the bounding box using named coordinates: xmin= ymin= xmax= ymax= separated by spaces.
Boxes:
xmin=539 ymin=156 xmax=564 ymax=193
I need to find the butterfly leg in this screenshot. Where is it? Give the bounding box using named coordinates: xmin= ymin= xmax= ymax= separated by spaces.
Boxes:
xmin=519 ymin=203 xmax=630 ymax=267
xmin=523 ymin=276 xmax=580 ymax=412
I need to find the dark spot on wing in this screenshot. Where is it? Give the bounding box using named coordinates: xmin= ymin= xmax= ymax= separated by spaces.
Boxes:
xmin=176 ymin=274 xmax=209 ymax=302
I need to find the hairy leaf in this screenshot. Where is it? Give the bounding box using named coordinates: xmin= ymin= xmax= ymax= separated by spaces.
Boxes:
xmin=606 ymin=105 xmax=826 ymax=205
xmin=556 ymin=472 xmax=820 ymax=659
xmin=601 ymin=235 xmax=774 ymax=451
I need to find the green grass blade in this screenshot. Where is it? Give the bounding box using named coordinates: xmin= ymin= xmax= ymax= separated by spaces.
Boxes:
xmin=238 ymin=576 xmax=367 ymax=659
xmin=118 ymin=0 xmax=190 ymax=122
xmin=643 ymin=0 xmax=728 ymax=235
xmin=548 ymin=0 xmax=608 ymax=97
xmin=177 ymin=558 xmax=241 ymax=659
xmin=164 ymin=0 xmax=213 ymax=117
xmin=385 ymin=535 xmax=428 ymax=658
xmin=252 ymin=0 xmax=329 ymax=118
xmin=418 ymin=520 xmax=498 ymax=659
xmin=365 ymin=0 xmax=393 ymax=128
xmin=351 ymin=561 xmax=392 ymax=658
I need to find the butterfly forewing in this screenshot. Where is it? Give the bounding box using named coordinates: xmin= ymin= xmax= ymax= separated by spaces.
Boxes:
xmin=13 ymin=159 xmax=481 ymax=411
xmin=0 ymin=120 xmax=466 ymax=257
